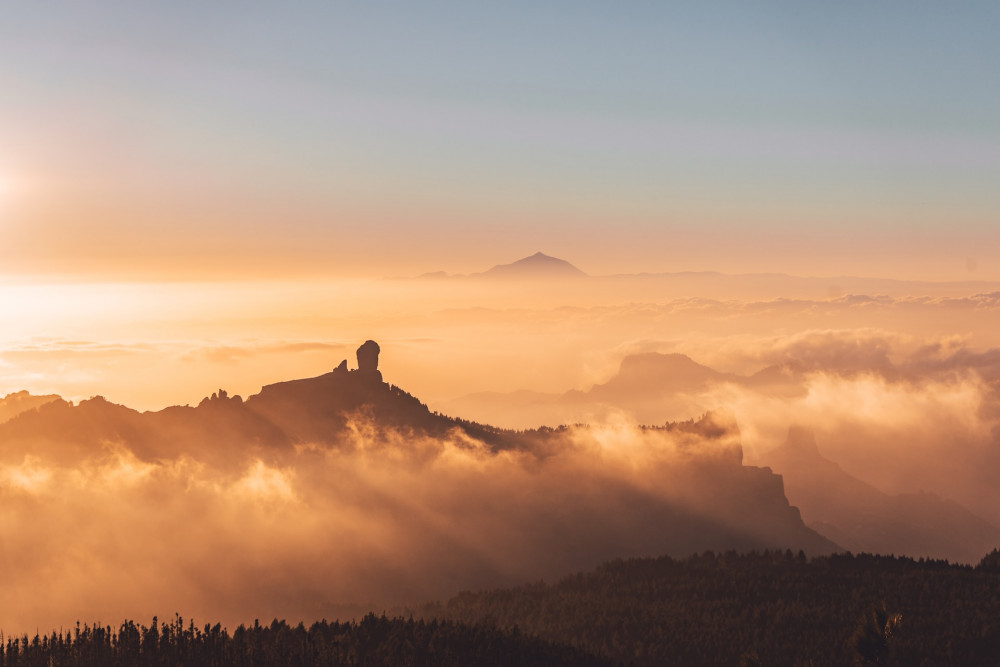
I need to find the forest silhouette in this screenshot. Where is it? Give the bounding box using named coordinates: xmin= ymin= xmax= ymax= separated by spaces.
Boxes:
xmin=4 ymin=550 xmax=1000 ymax=665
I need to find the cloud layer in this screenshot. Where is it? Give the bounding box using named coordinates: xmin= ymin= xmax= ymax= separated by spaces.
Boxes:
xmin=0 ymin=406 xmax=828 ymax=635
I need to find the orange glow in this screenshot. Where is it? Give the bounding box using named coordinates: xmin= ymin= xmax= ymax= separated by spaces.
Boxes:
xmin=4 ymin=0 xmax=1000 ymax=646
xmin=2 ymin=261 xmax=1000 ymax=634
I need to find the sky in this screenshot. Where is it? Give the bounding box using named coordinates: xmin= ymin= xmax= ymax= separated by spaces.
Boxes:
xmin=2 ymin=0 xmax=1000 ymax=411
xmin=2 ymin=1 xmax=999 ymax=280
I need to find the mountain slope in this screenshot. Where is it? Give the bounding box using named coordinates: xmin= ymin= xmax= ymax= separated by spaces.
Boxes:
xmin=0 ymin=390 xmax=61 ymax=424
xmin=417 ymin=550 xmax=1000 ymax=666
xmin=762 ymin=426 xmax=1000 ymax=563
xmin=0 ymin=343 xmax=835 ymax=560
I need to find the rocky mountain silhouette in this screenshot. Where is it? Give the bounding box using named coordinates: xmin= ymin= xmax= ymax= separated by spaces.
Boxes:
xmin=0 ymin=341 xmax=499 ymax=464
xmin=0 ymin=390 xmax=61 ymax=424
xmin=441 ymin=351 xmax=1000 ymax=563
xmin=586 ymin=352 xmax=739 ymax=401
xmin=762 ymin=426 xmax=1000 ymax=563
xmin=0 ymin=341 xmax=835 ymax=559
xmin=442 ymin=351 xmax=795 ymax=427
xmin=477 ymin=252 xmax=587 ymax=278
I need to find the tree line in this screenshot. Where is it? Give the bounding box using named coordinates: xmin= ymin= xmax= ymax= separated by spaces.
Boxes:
xmin=5 ymin=549 xmax=1000 ymax=665
xmin=0 ymin=613 xmax=608 ymax=667
xmin=417 ymin=549 xmax=1000 ymax=666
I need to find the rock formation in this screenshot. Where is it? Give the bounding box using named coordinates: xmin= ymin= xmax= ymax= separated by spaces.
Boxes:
xmin=199 ymin=388 xmax=243 ymax=407
xmin=356 ymin=340 xmax=382 ymax=382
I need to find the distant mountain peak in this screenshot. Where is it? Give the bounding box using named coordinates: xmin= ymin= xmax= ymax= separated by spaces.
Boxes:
xmin=479 ymin=252 xmax=587 ymax=278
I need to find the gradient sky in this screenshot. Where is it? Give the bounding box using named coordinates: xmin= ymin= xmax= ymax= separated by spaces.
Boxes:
xmin=2 ymin=1 xmax=999 ymax=279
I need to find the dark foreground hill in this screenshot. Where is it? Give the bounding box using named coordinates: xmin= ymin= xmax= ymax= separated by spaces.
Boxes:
xmin=9 ymin=550 xmax=998 ymax=666
xmin=0 ymin=614 xmax=610 ymax=667
xmin=415 ymin=550 xmax=1000 ymax=666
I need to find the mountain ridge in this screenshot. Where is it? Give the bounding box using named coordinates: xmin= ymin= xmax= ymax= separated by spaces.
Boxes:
xmin=409 ymin=254 xmax=1000 ymax=298
xmin=0 ymin=341 xmax=837 ymax=561
xmin=763 ymin=426 xmax=1000 ymax=563
xmin=0 ymin=390 xmax=62 ymax=424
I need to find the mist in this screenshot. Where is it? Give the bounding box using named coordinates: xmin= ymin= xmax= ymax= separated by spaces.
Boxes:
xmin=3 ymin=268 xmax=1000 ymax=635
xmin=444 ymin=327 xmax=1000 ymax=532
xmin=0 ymin=404 xmax=823 ymax=635
xmin=3 ymin=275 xmax=1000 ymax=414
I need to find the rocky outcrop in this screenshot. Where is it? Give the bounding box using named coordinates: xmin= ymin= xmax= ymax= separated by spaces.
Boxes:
xmin=198 ymin=388 xmax=243 ymax=407
xmin=0 ymin=340 xmax=840 ymax=560
xmin=356 ymin=340 xmax=382 ymax=382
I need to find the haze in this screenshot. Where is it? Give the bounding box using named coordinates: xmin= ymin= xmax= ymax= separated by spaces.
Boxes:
xmin=2 ymin=0 xmax=999 ymax=640
xmin=2 ymin=2 xmax=999 ymax=282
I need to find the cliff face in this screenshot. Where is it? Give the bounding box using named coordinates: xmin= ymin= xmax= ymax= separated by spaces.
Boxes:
xmin=762 ymin=426 xmax=1000 ymax=563
xmin=628 ymin=413 xmax=836 ymax=556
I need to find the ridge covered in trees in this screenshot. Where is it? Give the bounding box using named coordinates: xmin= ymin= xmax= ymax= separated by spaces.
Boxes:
xmin=415 ymin=549 xmax=1000 ymax=666
xmin=6 ymin=550 xmax=1000 ymax=665
xmin=0 ymin=613 xmax=609 ymax=667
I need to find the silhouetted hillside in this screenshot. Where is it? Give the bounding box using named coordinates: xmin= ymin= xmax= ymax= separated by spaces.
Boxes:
xmin=0 ymin=392 xmax=292 ymax=464
xmin=0 ymin=341 xmax=839 ymax=627
xmin=0 ymin=366 xmax=838 ymax=561
xmin=0 ymin=614 xmax=610 ymax=666
xmin=0 ymin=350 xmax=497 ymax=462
xmin=0 ymin=390 xmax=61 ymax=424
xmin=415 ymin=550 xmax=1000 ymax=666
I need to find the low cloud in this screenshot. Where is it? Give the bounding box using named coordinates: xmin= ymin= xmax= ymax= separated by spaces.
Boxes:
xmin=0 ymin=411 xmax=814 ymax=636
xmin=444 ymin=329 xmax=1000 ymax=532
xmin=190 ymin=341 xmax=348 ymax=365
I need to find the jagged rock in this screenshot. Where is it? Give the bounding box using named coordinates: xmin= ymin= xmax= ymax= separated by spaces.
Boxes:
xmin=334 ymin=359 xmax=348 ymax=374
xmin=199 ymin=388 xmax=241 ymax=407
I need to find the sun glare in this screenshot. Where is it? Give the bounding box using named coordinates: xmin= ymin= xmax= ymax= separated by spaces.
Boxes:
xmin=0 ymin=172 xmax=21 ymax=204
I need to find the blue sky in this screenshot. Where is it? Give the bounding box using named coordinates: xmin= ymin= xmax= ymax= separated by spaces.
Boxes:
xmin=1 ymin=1 xmax=998 ymax=278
